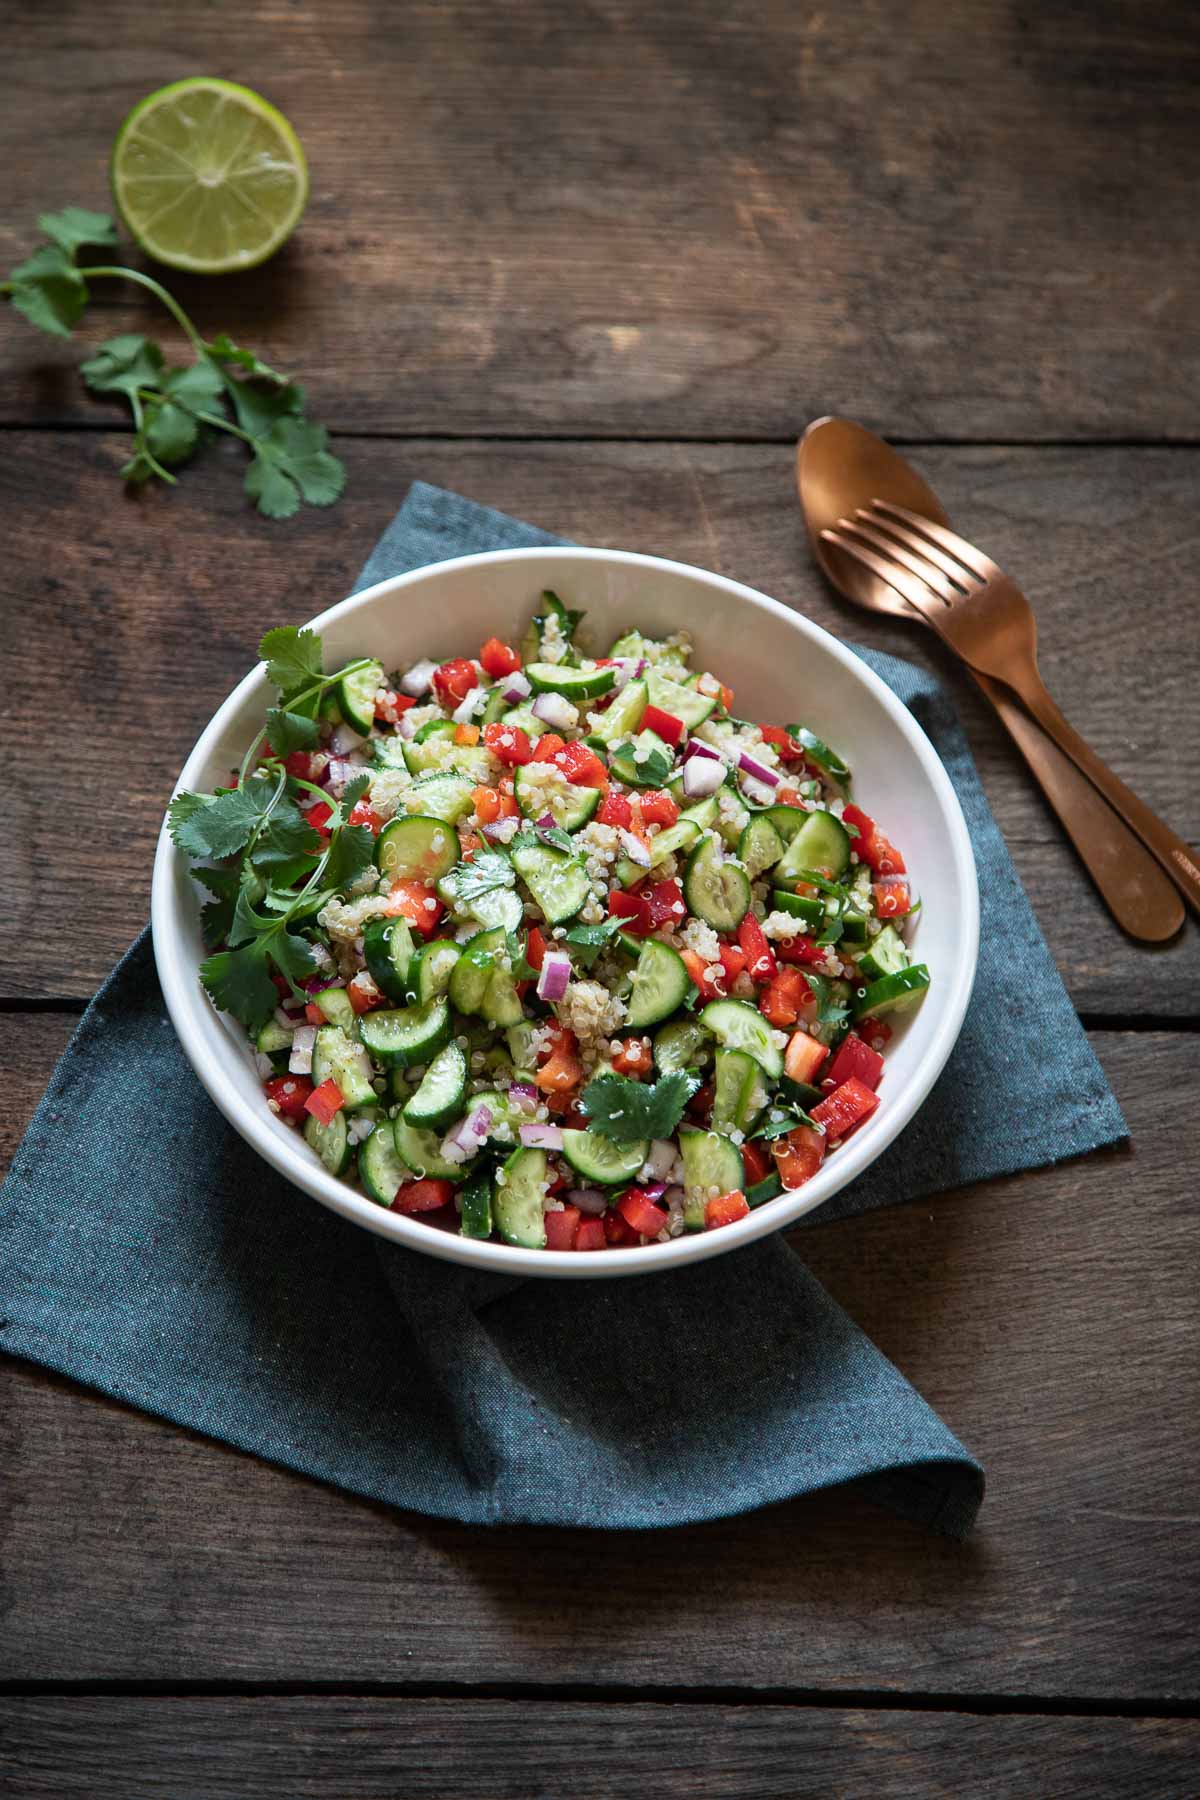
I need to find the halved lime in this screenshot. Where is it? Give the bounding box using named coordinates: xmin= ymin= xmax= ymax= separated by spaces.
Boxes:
xmin=111 ymin=78 xmax=308 ymax=274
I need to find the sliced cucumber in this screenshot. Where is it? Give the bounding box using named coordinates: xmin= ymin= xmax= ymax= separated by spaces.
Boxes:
xmin=648 ymin=819 xmax=701 ymax=866
xmin=311 ymin=1025 xmax=376 ymax=1108
xmin=337 ymin=659 xmax=385 ymax=735
xmin=494 ymin=1146 xmax=547 ymax=1248
xmin=372 ymin=736 xmax=411 ymax=770
xmin=746 ymin=1170 xmax=784 ymax=1208
xmin=403 ymin=1041 xmax=468 ymax=1131
xmin=510 ymin=839 xmax=590 ymax=924
xmin=839 ymin=910 xmax=871 ymax=945
xmin=626 ymin=938 xmax=691 ymax=1030
xmin=654 ymin=1016 xmax=713 ymax=1074
xmin=480 ymin=686 xmax=508 ymax=727
xmin=712 ymin=1048 xmax=768 ymax=1133
xmin=513 ymin=764 xmax=601 ymax=832
xmin=358 ymin=1119 xmax=413 ymax=1205
xmin=854 ymin=923 xmax=910 ymax=981
xmin=358 ymin=998 xmax=451 ymax=1069
xmin=775 ymin=809 xmax=852 ymax=884
xmin=526 ymin=661 xmax=615 ymax=700
xmin=701 ymin=998 xmax=783 ymax=1079
xmin=561 ymin=1129 xmax=649 ymax=1185
xmin=497 ymin=701 xmax=549 ymax=740
xmin=393 ymin=1115 xmax=469 ymax=1182
xmin=448 ymin=927 xmax=524 ymax=1026
xmin=303 ymin=1107 xmax=351 ymax=1175
xmin=407 ymin=772 xmax=477 ymax=823
xmin=376 ymin=814 xmax=460 ymax=884
xmin=256 ymin=1017 xmax=293 ymax=1055
xmin=363 ymin=916 xmax=416 ymax=1003
xmin=644 ymin=668 xmax=715 ymax=729
xmin=459 ymin=1169 xmax=494 ymax=1240
xmin=311 ymin=985 xmax=355 ymax=1028
xmin=402 ymin=719 xmax=456 ymax=775
xmin=763 ymin=803 xmax=807 ymax=844
xmin=853 ymin=964 xmax=931 ymax=1020
xmin=683 ymin=834 xmax=751 ymax=932
xmin=769 ymin=888 xmax=826 ymax=930
xmin=609 ymin=729 xmax=675 ymax=788
xmin=679 ymin=794 xmax=721 ymax=829
xmin=787 ymin=725 xmax=852 ymax=788
xmin=679 ymin=1128 xmax=745 ymax=1229
xmin=739 ymin=815 xmax=786 ymax=879
xmin=506 ymin=1018 xmax=538 ymax=1074
xmin=438 ymin=871 xmax=525 ymax=935
xmin=411 ymin=937 xmax=462 ymax=1003
xmin=443 ymin=744 xmax=499 ymax=783
xmin=586 ymin=678 xmax=647 ymax=745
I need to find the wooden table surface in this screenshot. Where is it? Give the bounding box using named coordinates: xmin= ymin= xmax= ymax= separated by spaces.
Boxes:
xmin=2 ymin=3 xmax=1198 ymax=1795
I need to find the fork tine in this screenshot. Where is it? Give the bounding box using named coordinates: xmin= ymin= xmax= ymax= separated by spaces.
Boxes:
xmin=872 ymin=500 xmax=1002 ymax=582
xmin=842 ymin=513 xmax=963 ymax=603
xmin=858 ymin=506 xmax=979 ymax=593
xmin=819 ymin=527 xmax=946 ymax=620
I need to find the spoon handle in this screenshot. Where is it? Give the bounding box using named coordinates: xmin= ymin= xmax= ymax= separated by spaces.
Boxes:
xmin=970 ymin=668 xmax=1184 ymax=942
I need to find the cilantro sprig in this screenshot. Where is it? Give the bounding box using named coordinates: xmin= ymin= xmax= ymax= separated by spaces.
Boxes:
xmin=2 ymin=210 xmax=345 ymax=519
xmin=167 ymin=626 xmax=378 ymax=1031
xmin=579 ymin=1069 xmax=700 ymax=1144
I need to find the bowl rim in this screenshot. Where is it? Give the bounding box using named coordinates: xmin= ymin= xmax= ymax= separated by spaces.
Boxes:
xmin=151 ymin=544 xmax=979 ymax=1279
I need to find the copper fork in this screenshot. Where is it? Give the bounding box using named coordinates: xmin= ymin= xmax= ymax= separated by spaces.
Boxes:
xmin=822 ymin=502 xmax=1200 ymax=919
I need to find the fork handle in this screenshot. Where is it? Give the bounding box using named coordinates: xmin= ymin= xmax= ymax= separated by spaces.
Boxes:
xmin=969 ymin=668 xmax=1185 ymax=942
xmin=1009 ymin=676 xmax=1200 ymax=920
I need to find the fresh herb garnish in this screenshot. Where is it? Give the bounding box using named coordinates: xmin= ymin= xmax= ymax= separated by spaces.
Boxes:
xmin=447 ymin=848 xmax=517 ymax=908
xmin=752 ymin=1104 xmax=823 ymax=1142
xmin=2 ymin=211 xmax=345 ymax=518
xmin=614 ymin=741 xmax=674 ymax=787
xmin=563 ymin=917 xmax=624 ymax=969
xmin=579 ymin=1069 xmax=700 ymax=1144
xmin=512 ymin=822 xmax=576 ymax=857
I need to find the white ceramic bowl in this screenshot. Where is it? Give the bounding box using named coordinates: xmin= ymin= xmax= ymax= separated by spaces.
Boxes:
xmin=152 ymin=547 xmax=978 ymax=1278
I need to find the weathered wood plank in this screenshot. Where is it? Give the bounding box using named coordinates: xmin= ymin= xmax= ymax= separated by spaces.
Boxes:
xmin=1 ymin=0 xmax=1198 ymax=438
xmin=2 ymin=1698 xmax=1197 ymax=1800
xmin=2 ymin=434 xmax=1196 ymax=1005
xmin=3 ymin=1030 xmax=1197 ymax=1697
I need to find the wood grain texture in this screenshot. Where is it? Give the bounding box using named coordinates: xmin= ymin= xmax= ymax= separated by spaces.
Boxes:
xmin=3 ymin=1030 xmax=1197 ymax=1697
xmin=2 ymin=434 xmax=1195 ymax=1005
xmin=2 ymin=1698 xmax=1198 ymax=1800
xmin=2 ymin=0 xmax=1199 ymax=438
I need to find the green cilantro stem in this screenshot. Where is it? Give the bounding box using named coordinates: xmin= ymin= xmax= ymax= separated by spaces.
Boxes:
xmin=126 ymin=386 xmax=177 ymax=485
xmin=78 ymin=264 xmax=207 ymax=354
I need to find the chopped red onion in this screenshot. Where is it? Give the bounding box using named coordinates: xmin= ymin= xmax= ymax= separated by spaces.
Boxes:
xmin=531 ymin=690 xmax=579 ymax=731
xmin=330 ymin=723 xmax=367 ymax=756
xmin=537 ymin=951 xmax=572 ymax=1001
xmin=400 ymin=658 xmax=438 ymax=697
xmin=447 ymin=1103 xmax=493 ymax=1158
xmin=301 ymin=974 xmax=330 ymax=995
xmin=397 ymin=710 xmax=420 ymax=739
xmin=536 ymin=811 xmax=558 ymax=831
xmin=609 ymin=656 xmax=646 ymax=691
xmin=565 ymin=1187 xmax=608 ymax=1215
xmin=452 ymin=687 xmax=485 ymax=724
xmin=273 ymin=1007 xmax=299 ymax=1032
xmin=683 ymin=737 xmax=724 ymax=764
xmin=618 ymin=828 xmax=652 ymax=868
xmin=738 ymin=750 xmax=780 ymax=787
xmin=740 ymin=773 xmax=778 ymax=807
xmin=682 ymin=756 xmax=724 ymax=798
xmin=481 ymin=815 xmax=519 ymax=843
xmin=288 ymin=1025 xmax=316 ymax=1075
xmin=637 ymin=1181 xmax=667 ymax=1201
xmin=501 ymin=672 xmax=531 ymax=703
xmin=508 ymin=1081 xmax=538 ymax=1111
xmin=254 ymin=1051 xmax=277 ymax=1080
xmin=324 ymin=756 xmax=355 ymax=794
xmin=645 ymin=1138 xmax=678 ymax=1180
xmin=519 ymin=1122 xmax=565 ymax=1150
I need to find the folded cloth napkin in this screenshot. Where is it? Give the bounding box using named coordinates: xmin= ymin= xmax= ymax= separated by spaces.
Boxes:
xmin=0 ymin=484 xmax=1126 ymax=1538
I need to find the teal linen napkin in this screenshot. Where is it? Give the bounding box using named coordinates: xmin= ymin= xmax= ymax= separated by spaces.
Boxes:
xmin=0 ymin=484 xmax=1127 ymax=1537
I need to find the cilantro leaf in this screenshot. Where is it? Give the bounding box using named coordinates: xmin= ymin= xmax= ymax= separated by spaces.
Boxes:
xmin=563 ymin=916 xmax=623 ymax=969
xmin=259 ymin=625 xmax=324 ymax=697
xmin=579 ymin=1069 xmax=700 ymax=1144
xmin=249 ymin=797 xmax=322 ymax=870
xmin=448 ymin=849 xmax=516 ymax=908
xmin=339 ymin=772 xmax=371 ymax=815
xmin=752 ymin=1105 xmax=821 ymax=1142
xmin=6 ymin=242 xmax=88 ymax=337
xmin=168 ymin=777 xmax=278 ymax=860
xmin=245 ymin=418 xmax=346 ymax=519
xmin=37 ymin=207 xmax=118 ymax=257
xmin=270 ymin=929 xmax=319 ymax=990
xmin=228 ymin=372 xmax=304 ymax=441
xmin=164 ymin=358 xmax=225 ymax=408
xmin=191 ymin=865 xmax=241 ymax=949
xmin=206 ymin=332 xmax=289 ymax=384
xmin=199 ymin=942 xmax=278 ymax=1033
xmin=143 ymin=396 xmax=200 ymax=465
xmin=81 ymin=333 xmax=165 ymax=399
xmin=324 ymin=823 xmax=375 ymax=893
xmin=265 ymin=707 xmax=320 ymax=758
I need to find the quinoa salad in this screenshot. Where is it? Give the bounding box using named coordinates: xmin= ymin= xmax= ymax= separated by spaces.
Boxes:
xmin=169 ymin=593 xmax=930 ymax=1251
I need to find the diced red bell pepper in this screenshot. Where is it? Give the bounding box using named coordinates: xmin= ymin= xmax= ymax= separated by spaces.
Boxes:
xmin=348 ymin=799 xmax=385 ymax=835
xmin=643 ymin=877 xmax=686 ymax=929
xmin=810 ymin=1076 xmax=881 ymax=1140
xmin=611 ymin=1036 xmax=653 ymax=1077
xmin=608 ymin=885 xmax=654 ymax=936
xmin=544 ymin=1204 xmax=582 ymax=1251
xmin=454 ymin=723 xmax=480 ymax=747
xmin=737 ymin=914 xmax=777 ymax=983
xmin=530 ymin=732 xmax=566 ymax=763
xmin=842 ymin=803 xmax=906 ymax=876
xmin=535 ymin=1024 xmax=584 ymax=1094
xmin=575 ymin=1217 xmax=607 ymax=1251
xmin=680 ymin=948 xmax=728 ymax=1000
xmin=759 ymin=966 xmax=808 ymax=1028
xmin=432 ymin=658 xmax=478 ymax=707
xmin=758 ymin=724 xmax=805 ymax=760
xmin=386 ymin=880 xmax=444 ymax=936
xmin=479 ymin=636 xmax=521 ymax=678
xmin=597 ymin=791 xmax=633 ymax=829
xmin=640 ymin=703 xmax=684 ymax=746
xmin=284 ymin=749 xmax=316 ymax=780
xmin=774 ymin=932 xmax=827 ymax=967
xmin=718 ymin=943 xmax=748 ymax=986
xmin=376 ymin=691 xmax=416 ymax=720
xmin=705 ymin=1189 xmax=750 ymax=1230
xmin=618 ymin=1188 xmax=669 ymax=1238
xmin=347 ymin=972 xmax=386 ymax=1015
xmin=826 ymin=1032 xmax=885 ymax=1092
xmin=784 ymin=1029 xmax=829 ymax=1085
xmin=483 ymin=721 xmax=534 ymax=766
xmin=304 ymin=1078 xmax=345 ymax=1127
xmin=525 ymin=924 xmax=547 ymax=973
xmin=305 ymin=1002 xmax=325 ymax=1026
xmin=873 ymin=876 xmax=912 ymax=917
xmin=638 ymin=789 xmax=679 ymax=828
xmin=687 ymin=1079 xmax=714 ymax=1123
xmin=604 ymin=1209 xmax=637 ymax=1246
xmin=392 ymin=1177 xmax=456 ymax=1214
xmin=307 ymin=799 xmax=335 ymax=837
xmin=741 ymin=1139 xmax=773 ymax=1186
xmin=771 ymin=1124 xmax=827 ymax=1190
xmin=264 ymin=1074 xmax=313 ymax=1119
xmin=553 ymin=740 xmax=608 ymax=788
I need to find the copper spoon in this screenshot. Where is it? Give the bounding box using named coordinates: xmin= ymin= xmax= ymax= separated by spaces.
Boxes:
xmin=797 ymin=417 xmax=1184 ymax=943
